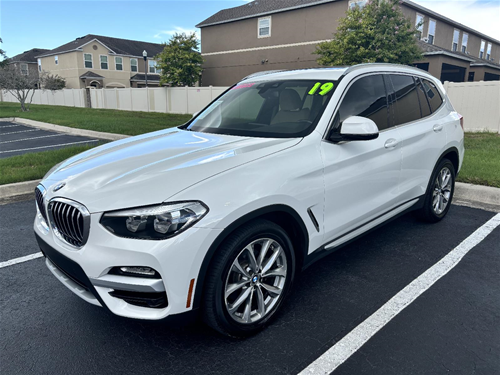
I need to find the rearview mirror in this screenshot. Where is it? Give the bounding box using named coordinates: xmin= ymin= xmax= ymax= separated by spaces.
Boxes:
xmin=338 ymin=116 xmax=379 ymax=141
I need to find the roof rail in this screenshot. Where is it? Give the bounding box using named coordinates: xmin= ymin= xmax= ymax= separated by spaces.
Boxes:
xmin=241 ymin=70 xmax=287 ymax=81
xmin=341 ymin=63 xmax=424 ymax=76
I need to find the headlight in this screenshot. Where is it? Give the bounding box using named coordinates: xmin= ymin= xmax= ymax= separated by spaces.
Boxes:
xmin=100 ymin=201 xmax=208 ymax=240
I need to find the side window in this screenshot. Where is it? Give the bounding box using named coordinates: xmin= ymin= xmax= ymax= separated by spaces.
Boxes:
xmin=422 ymin=79 xmax=443 ymax=113
xmin=388 ymin=74 xmax=421 ymax=126
xmin=338 ymin=74 xmax=389 ymax=131
xmin=415 ymin=77 xmax=431 ymax=117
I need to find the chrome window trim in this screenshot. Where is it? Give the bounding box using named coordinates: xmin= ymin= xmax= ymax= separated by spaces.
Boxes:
xmin=47 ymin=197 xmax=91 ymax=249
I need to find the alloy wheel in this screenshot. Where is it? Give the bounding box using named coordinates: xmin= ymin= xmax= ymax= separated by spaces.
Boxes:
xmin=432 ymin=166 xmax=452 ymax=215
xmin=224 ymin=238 xmax=287 ymax=324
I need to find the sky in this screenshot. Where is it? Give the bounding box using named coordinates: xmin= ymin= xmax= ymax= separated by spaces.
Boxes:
xmin=1 ymin=0 xmax=499 ymax=58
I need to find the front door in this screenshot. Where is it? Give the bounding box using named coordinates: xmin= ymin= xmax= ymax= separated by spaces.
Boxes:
xmin=321 ymin=74 xmax=403 ymax=245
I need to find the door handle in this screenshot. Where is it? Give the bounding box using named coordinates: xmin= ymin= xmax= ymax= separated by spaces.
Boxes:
xmin=384 ymin=138 xmax=399 ymax=149
xmin=433 ymin=124 xmax=444 ymax=132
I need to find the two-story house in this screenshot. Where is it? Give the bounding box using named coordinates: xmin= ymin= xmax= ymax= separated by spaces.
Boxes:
xmin=197 ymin=0 xmax=500 ymax=85
xmin=7 ymin=48 xmax=49 ymax=84
xmin=35 ymin=34 xmax=165 ymax=89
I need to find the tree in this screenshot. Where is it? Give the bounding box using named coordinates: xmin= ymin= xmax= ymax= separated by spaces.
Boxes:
xmin=43 ymin=73 xmax=66 ymax=90
xmin=0 ymin=68 xmax=63 ymax=112
xmin=314 ymin=0 xmax=422 ymax=66
xmin=0 ymin=37 xmax=7 ymax=68
xmin=156 ymin=32 xmax=203 ymax=87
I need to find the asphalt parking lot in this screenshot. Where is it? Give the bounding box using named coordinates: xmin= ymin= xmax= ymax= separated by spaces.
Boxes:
xmin=1 ymin=199 xmax=499 ymax=375
xmin=0 ymin=121 xmax=99 ymax=158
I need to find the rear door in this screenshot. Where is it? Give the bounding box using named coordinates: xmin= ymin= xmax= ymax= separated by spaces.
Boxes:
xmin=320 ymin=74 xmax=403 ymax=245
xmin=387 ymin=75 xmax=448 ymax=201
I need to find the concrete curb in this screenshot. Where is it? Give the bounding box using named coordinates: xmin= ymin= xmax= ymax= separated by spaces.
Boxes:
xmin=0 ymin=117 xmax=130 ymax=141
xmin=0 ymin=180 xmax=41 ymax=200
xmin=454 ymin=182 xmax=500 ymax=212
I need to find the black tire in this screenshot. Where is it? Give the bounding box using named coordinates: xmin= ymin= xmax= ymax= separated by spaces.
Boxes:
xmin=416 ymin=158 xmax=456 ymax=223
xmin=202 ymin=219 xmax=295 ymax=337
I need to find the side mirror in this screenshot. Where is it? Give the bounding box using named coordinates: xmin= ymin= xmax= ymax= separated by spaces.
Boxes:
xmin=338 ymin=116 xmax=379 ymax=141
xmin=192 ymin=111 xmax=199 ymax=118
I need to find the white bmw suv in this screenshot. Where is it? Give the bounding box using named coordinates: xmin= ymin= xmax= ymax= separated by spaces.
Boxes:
xmin=34 ymin=64 xmax=464 ymax=336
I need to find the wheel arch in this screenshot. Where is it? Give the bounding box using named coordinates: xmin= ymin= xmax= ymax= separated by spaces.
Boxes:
xmin=423 ymin=147 xmax=460 ymax=197
xmin=192 ymin=204 xmax=309 ymax=310
xmin=439 ymin=147 xmax=460 ymax=175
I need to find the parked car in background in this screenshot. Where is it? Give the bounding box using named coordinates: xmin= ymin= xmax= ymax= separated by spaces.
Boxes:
xmin=34 ymin=64 xmax=464 ymax=336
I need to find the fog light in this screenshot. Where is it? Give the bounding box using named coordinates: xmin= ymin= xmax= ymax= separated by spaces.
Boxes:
xmin=120 ymin=266 xmax=156 ymax=276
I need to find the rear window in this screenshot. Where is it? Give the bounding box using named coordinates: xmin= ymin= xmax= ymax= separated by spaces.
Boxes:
xmin=422 ymin=79 xmax=443 ymax=113
xmin=388 ymin=75 xmax=421 ymax=126
xmin=415 ymin=78 xmax=431 ymax=118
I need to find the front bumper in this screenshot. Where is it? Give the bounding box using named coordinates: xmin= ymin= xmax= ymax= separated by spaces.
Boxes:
xmin=35 ymin=211 xmax=222 ymax=320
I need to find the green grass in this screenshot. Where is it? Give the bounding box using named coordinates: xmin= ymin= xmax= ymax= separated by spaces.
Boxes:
xmin=0 ymin=102 xmax=191 ymax=136
xmin=0 ymin=145 xmax=98 ymax=185
xmin=457 ymin=132 xmax=500 ymax=188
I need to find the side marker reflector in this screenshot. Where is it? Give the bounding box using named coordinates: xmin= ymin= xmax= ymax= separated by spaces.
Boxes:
xmin=186 ymin=278 xmax=195 ymax=308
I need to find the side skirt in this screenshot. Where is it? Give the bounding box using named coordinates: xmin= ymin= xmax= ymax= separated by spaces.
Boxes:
xmin=303 ymin=195 xmax=425 ymax=270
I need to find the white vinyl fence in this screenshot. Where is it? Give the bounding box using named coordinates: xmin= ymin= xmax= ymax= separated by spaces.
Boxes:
xmin=443 ymin=80 xmax=500 ymax=133
xmin=0 ymin=86 xmax=228 ymax=115
xmin=1 ymin=88 xmax=86 ymax=108
xmin=2 ymin=82 xmax=499 ymax=132
xmin=88 ymin=86 xmax=228 ymax=114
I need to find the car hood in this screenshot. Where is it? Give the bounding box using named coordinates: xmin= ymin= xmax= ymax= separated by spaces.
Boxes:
xmin=42 ymin=128 xmax=300 ymax=213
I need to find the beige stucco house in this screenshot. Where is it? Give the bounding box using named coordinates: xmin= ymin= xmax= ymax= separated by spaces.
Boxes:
xmin=197 ymin=0 xmax=500 ymax=86
xmin=35 ymin=34 xmax=165 ymax=89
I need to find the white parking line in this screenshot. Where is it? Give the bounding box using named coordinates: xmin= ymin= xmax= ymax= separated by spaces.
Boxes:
xmin=299 ymin=212 xmax=500 ymax=375
xmin=0 ymin=124 xmax=23 ymax=128
xmin=0 ymin=252 xmax=43 ymax=269
xmin=0 ymin=134 xmax=65 ymax=144
xmin=0 ymin=129 xmax=40 ymax=136
xmin=0 ymin=139 xmax=99 ymax=154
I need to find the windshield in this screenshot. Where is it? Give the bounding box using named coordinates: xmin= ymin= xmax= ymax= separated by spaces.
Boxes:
xmin=186 ymin=79 xmax=338 ymax=138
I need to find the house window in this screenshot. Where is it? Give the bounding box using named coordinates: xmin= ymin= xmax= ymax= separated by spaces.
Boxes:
xmin=115 ymin=56 xmax=123 ymax=71
xmin=130 ymin=58 xmax=138 ymax=72
xmin=348 ymin=0 xmax=368 ymax=9
xmin=258 ymin=17 xmax=271 ymax=38
xmin=100 ymin=55 xmax=108 ymax=69
xmin=148 ymin=60 xmax=157 ymax=73
xmin=84 ymin=53 xmax=93 ymax=69
xmin=486 ymin=43 xmax=492 ymax=60
xmin=37 ymin=59 xmax=42 ymax=72
xmin=461 ymin=33 xmax=468 ymax=53
xmin=427 ymin=19 xmax=436 ymax=44
xmin=415 ymin=13 xmax=424 ymax=39
xmin=452 ymin=29 xmax=459 ymax=52
xmin=20 ymin=63 xmax=29 ymax=76
xmin=480 ymin=40 xmax=486 ymax=59
xmin=54 ymin=55 xmax=59 ymax=65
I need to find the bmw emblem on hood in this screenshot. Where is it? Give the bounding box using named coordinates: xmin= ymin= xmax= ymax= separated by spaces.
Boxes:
xmin=53 ymin=182 xmax=66 ymax=192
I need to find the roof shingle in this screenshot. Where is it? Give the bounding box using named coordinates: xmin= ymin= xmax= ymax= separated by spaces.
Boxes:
xmin=418 ymin=40 xmax=500 ymax=68
xmin=36 ymin=34 xmax=165 ymax=58
xmin=79 ymin=71 xmax=104 ymax=79
xmin=9 ymin=48 xmax=49 ymax=63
